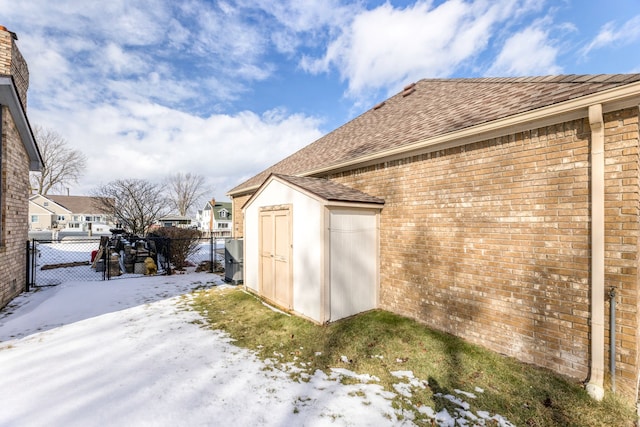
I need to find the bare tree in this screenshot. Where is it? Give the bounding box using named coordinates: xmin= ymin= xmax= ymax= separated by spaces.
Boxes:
xmin=92 ymin=179 xmax=166 ymax=236
xmin=165 ymin=172 xmax=209 ymax=216
xmin=29 ymin=125 xmax=87 ymax=195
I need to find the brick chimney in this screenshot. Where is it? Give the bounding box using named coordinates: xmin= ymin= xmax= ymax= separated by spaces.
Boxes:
xmin=0 ymin=25 xmax=29 ymax=110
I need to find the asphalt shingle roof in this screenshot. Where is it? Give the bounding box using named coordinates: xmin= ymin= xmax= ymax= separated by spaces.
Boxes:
xmin=272 ymin=174 xmax=384 ymax=205
xmin=230 ymin=74 xmax=640 ymax=195
xmin=47 ymin=195 xmax=110 ymax=214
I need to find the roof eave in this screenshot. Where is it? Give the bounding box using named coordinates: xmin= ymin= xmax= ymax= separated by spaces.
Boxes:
xmin=0 ymin=76 xmax=43 ymax=171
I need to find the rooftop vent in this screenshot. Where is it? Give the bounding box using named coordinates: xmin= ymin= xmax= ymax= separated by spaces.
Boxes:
xmin=402 ymin=82 xmax=416 ymax=97
xmin=373 ymin=101 xmax=385 ymax=110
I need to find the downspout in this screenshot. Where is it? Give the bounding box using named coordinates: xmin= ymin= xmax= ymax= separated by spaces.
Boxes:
xmin=609 ymin=286 xmax=617 ymax=393
xmin=586 ymin=104 xmax=605 ymax=401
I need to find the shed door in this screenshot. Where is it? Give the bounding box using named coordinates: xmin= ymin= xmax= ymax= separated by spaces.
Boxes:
xmin=259 ymin=207 xmax=292 ymax=309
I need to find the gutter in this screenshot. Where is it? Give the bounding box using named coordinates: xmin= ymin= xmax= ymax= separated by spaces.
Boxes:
xmin=586 ymin=103 xmax=605 ymax=401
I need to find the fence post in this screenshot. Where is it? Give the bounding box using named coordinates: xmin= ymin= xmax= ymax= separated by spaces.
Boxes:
xmin=210 ymin=236 xmax=215 ymax=273
xmin=30 ymin=239 xmax=36 ymax=289
xmin=103 ymin=244 xmax=108 ymax=281
xmin=166 ymin=239 xmax=172 ymax=275
xmin=25 ymin=240 xmax=30 ymax=292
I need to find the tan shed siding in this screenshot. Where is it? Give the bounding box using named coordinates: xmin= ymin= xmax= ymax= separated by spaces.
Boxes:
xmin=329 ymin=209 xmax=378 ymax=320
xmin=232 ymin=194 xmax=251 ymax=238
xmin=602 ymin=107 xmax=640 ymax=397
xmin=329 ymin=117 xmax=597 ymax=383
xmin=0 ymin=105 xmax=30 ymax=308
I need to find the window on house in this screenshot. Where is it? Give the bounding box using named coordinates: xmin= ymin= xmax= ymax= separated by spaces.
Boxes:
xmin=31 ymin=215 xmax=38 ymax=223
xmin=73 ymin=215 xmax=80 ymax=221
xmin=218 ymin=223 xmax=229 ymax=229
xmin=69 ymin=223 xmax=80 ymax=229
xmin=58 ymin=215 xmax=65 ymax=221
xmin=219 ymin=210 xmax=227 ymax=218
xmin=43 ymin=201 xmax=48 ymax=206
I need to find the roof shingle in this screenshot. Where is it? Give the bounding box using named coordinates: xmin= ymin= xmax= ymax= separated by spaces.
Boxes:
xmin=230 ymin=74 xmax=640 ymax=195
xmin=272 ymin=174 xmax=384 ymax=205
xmin=47 ymin=195 xmax=111 ymax=214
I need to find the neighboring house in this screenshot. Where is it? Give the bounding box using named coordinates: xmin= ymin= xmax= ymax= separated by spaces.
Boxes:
xmin=28 ymin=194 xmax=115 ymax=233
xmin=158 ymin=214 xmax=194 ymax=228
xmin=0 ymin=26 xmax=43 ymax=308
xmin=228 ymin=75 xmax=640 ymax=402
xmin=28 ymin=198 xmax=55 ymax=230
xmin=196 ymin=199 xmax=232 ymax=238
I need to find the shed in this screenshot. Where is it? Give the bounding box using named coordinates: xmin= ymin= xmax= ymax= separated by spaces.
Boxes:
xmin=243 ymin=174 xmax=384 ymax=323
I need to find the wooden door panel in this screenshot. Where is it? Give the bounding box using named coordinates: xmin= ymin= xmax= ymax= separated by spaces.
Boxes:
xmin=259 ymin=212 xmax=275 ymax=300
xmin=259 ymin=207 xmax=292 ymax=309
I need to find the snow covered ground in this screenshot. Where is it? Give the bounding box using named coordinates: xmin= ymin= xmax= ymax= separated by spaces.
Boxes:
xmin=0 ymin=273 xmax=514 ymax=426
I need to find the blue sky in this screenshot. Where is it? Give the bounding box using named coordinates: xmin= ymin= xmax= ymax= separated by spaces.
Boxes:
xmin=2 ymin=0 xmax=639 ymax=202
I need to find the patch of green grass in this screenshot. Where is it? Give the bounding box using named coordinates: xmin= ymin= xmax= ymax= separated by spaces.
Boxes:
xmin=191 ymin=287 xmax=637 ymax=426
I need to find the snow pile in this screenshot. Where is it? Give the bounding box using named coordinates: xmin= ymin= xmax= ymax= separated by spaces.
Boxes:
xmin=0 ymin=273 xmax=515 ymax=426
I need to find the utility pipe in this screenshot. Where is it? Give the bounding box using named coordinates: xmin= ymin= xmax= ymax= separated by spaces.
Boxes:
xmin=609 ymin=287 xmax=617 ymax=393
xmin=586 ymin=103 xmax=605 ymax=401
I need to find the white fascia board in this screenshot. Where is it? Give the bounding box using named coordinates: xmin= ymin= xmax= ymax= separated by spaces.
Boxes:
xmin=0 ymin=76 xmax=42 ymax=171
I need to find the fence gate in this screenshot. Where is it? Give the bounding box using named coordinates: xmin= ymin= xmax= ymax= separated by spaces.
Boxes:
xmin=29 ymin=238 xmax=104 ymax=287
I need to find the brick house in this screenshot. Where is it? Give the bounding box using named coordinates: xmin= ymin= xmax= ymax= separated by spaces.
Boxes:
xmin=228 ymin=75 xmax=640 ymax=402
xmin=0 ymin=26 xmax=43 ymax=308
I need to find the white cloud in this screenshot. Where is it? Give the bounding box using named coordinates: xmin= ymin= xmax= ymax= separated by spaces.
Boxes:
xmin=300 ymin=0 xmax=541 ymax=100
xmin=243 ymin=0 xmax=353 ymax=33
xmin=582 ymin=15 xmax=640 ymax=57
xmin=103 ymin=43 xmax=150 ymax=75
xmin=30 ymin=102 xmax=323 ymax=198
xmin=0 ymin=0 xmax=327 ymax=199
xmin=486 ymin=22 xmax=562 ymax=76
xmin=4 ymin=0 xmax=279 ymax=106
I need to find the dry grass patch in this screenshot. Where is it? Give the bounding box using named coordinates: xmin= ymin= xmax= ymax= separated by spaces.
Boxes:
xmin=191 ymin=286 xmax=636 ymax=426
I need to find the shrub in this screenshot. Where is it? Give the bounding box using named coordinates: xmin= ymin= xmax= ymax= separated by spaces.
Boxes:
xmin=149 ymin=227 xmax=201 ymax=270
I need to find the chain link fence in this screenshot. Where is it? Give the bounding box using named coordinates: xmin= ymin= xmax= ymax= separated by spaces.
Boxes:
xmin=28 ymin=236 xmax=227 ymax=287
xmin=29 ymin=238 xmax=104 ymax=287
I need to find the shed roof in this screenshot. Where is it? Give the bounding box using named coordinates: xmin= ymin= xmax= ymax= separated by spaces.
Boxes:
xmin=270 ymin=174 xmax=384 ymax=205
xmin=229 ymin=74 xmax=640 ymax=196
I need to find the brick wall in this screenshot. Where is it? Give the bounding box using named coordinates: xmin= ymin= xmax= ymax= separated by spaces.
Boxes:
xmin=0 ymin=29 xmax=11 ymax=75
xmin=0 ymin=25 xmax=31 ymax=309
xmin=327 ymin=107 xmax=640 ymax=399
xmin=603 ymin=108 xmax=640 ymax=396
xmin=0 ymin=27 xmax=28 ymax=109
xmin=0 ymin=105 xmax=30 ymax=308
xmin=11 ymin=40 xmax=28 ymax=109
xmin=232 ymin=194 xmax=251 ymax=238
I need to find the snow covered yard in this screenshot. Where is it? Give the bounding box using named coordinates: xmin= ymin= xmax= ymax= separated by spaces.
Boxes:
xmin=0 ymin=273 xmax=513 ymax=426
